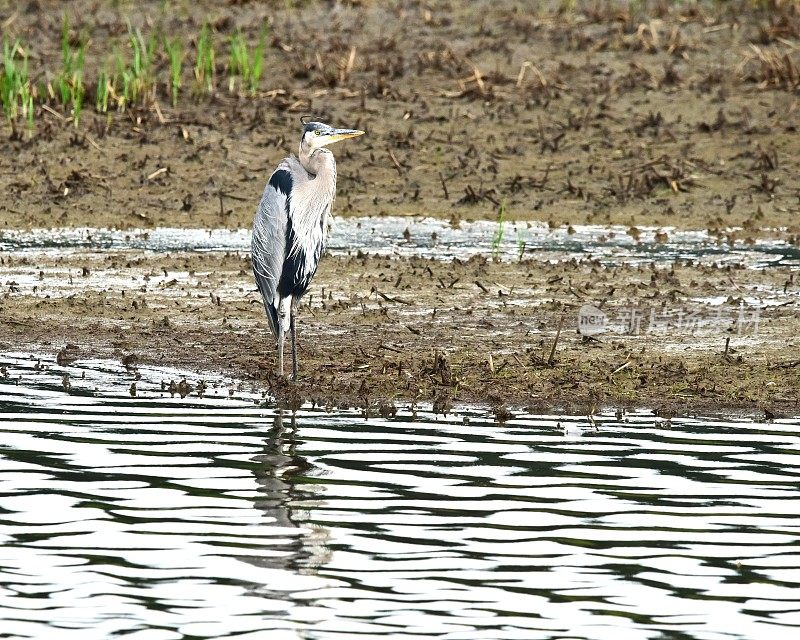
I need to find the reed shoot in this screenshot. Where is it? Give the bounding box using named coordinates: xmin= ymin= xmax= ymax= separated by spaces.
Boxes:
xmin=57 ymin=15 xmax=87 ymax=125
xmin=127 ymin=25 xmax=157 ymax=104
xmin=96 ymin=69 xmax=110 ymax=113
xmin=194 ymin=24 xmax=214 ymax=95
xmin=164 ymin=37 xmax=183 ymax=107
xmin=228 ymin=27 xmax=267 ymax=95
xmin=492 ymin=200 xmax=507 ymax=259
xmin=1 ymin=39 xmax=21 ymax=121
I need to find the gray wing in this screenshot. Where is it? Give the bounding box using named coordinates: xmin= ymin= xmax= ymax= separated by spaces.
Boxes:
xmin=251 ymin=161 xmax=294 ymax=337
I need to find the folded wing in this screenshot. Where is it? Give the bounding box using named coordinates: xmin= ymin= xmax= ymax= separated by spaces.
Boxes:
xmin=252 ymin=162 xmax=294 ymax=337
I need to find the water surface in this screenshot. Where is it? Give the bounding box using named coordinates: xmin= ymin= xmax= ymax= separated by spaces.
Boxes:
xmin=1 ymin=353 xmax=799 ymax=639
xmin=2 ymin=218 xmax=798 ymax=267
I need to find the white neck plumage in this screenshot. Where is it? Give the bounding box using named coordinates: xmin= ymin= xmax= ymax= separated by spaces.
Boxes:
xmin=287 ymin=148 xmax=337 ymax=257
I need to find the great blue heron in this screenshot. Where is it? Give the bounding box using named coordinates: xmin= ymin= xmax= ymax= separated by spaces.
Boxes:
xmin=251 ymin=118 xmax=364 ymax=379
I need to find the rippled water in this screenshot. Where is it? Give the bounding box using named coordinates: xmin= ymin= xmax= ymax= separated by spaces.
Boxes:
xmin=1 ymin=218 xmax=798 ymax=267
xmin=1 ymin=353 xmax=800 ymax=639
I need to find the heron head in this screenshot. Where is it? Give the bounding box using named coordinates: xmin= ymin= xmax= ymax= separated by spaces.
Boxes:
xmin=300 ymin=120 xmax=365 ymax=152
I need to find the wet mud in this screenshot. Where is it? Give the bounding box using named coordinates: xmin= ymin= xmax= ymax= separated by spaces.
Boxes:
xmin=1 ymin=249 xmax=798 ymax=415
xmin=0 ymin=1 xmax=798 ymax=235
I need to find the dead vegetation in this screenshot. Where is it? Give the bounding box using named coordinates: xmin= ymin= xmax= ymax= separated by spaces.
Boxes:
xmin=2 ymin=249 xmax=798 ymax=415
xmin=740 ymin=44 xmax=800 ymax=89
xmin=0 ymin=1 xmax=797 ymax=233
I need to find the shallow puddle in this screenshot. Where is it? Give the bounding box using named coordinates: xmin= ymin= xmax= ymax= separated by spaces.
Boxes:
xmin=2 ymin=217 xmax=798 ymax=267
xmin=1 ymin=354 xmax=799 ymax=639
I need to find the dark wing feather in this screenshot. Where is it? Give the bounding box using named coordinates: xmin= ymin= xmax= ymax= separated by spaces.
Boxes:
xmin=252 ymin=165 xmax=293 ymax=337
xmin=277 ymin=206 xmax=328 ymax=299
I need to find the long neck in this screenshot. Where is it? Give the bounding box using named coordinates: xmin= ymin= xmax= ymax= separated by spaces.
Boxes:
xmin=289 ymin=149 xmax=338 ymax=248
xmin=300 ymin=144 xmax=335 ymax=173
xmin=299 ymin=148 xmax=337 ymax=199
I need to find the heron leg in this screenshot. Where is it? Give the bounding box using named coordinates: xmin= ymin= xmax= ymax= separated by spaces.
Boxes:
xmin=290 ymin=303 xmax=298 ymax=381
xmin=277 ymin=328 xmax=284 ymax=376
xmin=275 ymin=297 xmax=292 ymax=377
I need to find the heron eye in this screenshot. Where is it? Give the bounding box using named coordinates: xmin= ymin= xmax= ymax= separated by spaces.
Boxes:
xmin=314 ymin=130 xmax=321 ymax=136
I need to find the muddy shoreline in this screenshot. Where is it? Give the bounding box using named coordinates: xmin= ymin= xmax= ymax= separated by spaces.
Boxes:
xmin=1 ymin=248 xmax=797 ymax=416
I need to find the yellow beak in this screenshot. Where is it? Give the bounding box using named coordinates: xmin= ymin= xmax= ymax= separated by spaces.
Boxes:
xmin=322 ymin=129 xmax=366 ymax=145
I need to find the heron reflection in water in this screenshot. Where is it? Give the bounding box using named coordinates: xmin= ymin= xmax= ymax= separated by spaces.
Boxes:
xmin=237 ymin=411 xmax=330 ymax=593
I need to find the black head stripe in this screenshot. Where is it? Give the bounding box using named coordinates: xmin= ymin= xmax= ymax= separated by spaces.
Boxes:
xmin=303 ymin=120 xmax=328 ymax=134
